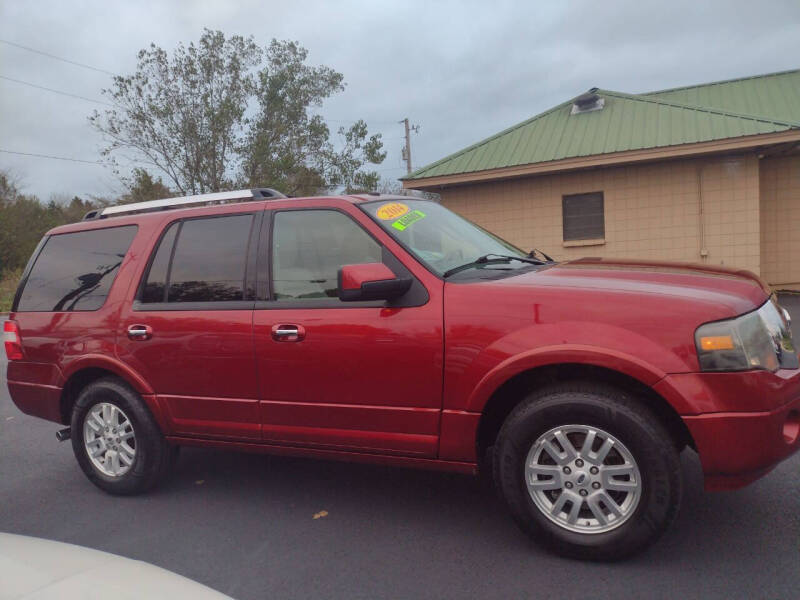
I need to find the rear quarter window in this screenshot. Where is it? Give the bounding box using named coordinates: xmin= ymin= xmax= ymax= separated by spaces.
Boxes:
xmin=15 ymin=225 xmax=138 ymax=312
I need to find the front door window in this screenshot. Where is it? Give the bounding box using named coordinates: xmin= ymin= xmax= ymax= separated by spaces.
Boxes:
xmin=272 ymin=210 xmax=382 ymax=300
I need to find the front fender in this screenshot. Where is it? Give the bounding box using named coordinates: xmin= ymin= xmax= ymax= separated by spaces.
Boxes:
xmin=465 ymin=344 xmax=667 ymax=413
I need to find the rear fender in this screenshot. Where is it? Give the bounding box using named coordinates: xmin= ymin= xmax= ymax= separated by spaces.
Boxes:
xmin=59 ymin=355 xmax=169 ymax=432
xmin=60 ymin=354 xmax=154 ymax=394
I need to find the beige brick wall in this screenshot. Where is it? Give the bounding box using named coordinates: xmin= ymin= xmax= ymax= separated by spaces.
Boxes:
xmin=760 ymin=154 xmax=800 ymax=290
xmin=438 ymin=154 xmax=762 ymax=275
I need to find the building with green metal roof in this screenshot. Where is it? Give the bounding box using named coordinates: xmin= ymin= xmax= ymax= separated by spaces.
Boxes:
xmin=403 ymin=69 xmax=800 ymax=289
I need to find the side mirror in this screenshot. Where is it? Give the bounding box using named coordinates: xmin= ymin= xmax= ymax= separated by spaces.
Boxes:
xmin=338 ymin=263 xmax=412 ymax=302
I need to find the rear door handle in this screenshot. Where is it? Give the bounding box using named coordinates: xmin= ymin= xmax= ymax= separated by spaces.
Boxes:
xmin=127 ymin=324 xmax=153 ymax=341
xmin=271 ymin=324 xmax=306 ymax=342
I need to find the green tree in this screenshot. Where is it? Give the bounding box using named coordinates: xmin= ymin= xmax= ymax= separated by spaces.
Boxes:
xmin=0 ymin=196 xmax=65 ymax=271
xmin=240 ymin=40 xmax=385 ymax=195
xmin=239 ymin=40 xmax=341 ymax=195
xmin=90 ymin=30 xmax=385 ymax=197
xmin=62 ymin=196 xmax=100 ymax=221
xmin=90 ymin=29 xmax=261 ymax=195
xmin=0 ymin=170 xmax=22 ymax=207
xmin=324 ymin=119 xmax=386 ymax=194
xmin=120 ymin=168 xmax=172 ymax=204
xmin=0 ymin=173 xmax=54 ymax=271
xmin=0 ymin=170 xmax=101 ymax=274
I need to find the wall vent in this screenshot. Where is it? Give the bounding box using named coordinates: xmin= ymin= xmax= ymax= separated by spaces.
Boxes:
xmin=571 ymin=89 xmax=605 ymax=114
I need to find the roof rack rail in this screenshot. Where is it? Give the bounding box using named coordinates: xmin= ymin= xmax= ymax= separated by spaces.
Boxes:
xmin=83 ymin=187 xmax=286 ymax=220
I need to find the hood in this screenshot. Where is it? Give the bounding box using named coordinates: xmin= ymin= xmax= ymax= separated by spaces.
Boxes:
xmin=494 ymin=257 xmax=769 ymax=318
xmin=443 ymin=258 xmax=772 ymax=376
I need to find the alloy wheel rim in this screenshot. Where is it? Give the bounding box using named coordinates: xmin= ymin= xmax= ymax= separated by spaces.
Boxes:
xmin=525 ymin=424 xmax=641 ymax=534
xmin=83 ymin=402 xmax=136 ymax=477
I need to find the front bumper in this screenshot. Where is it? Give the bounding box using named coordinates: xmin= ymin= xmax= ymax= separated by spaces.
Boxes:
xmin=657 ymin=369 xmax=800 ymax=491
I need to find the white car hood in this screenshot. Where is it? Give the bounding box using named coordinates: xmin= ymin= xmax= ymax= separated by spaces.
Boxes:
xmin=0 ymin=533 xmax=232 ymax=600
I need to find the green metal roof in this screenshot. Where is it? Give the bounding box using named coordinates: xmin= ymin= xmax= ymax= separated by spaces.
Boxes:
xmin=645 ymin=69 xmax=800 ymax=123
xmin=405 ymin=69 xmax=800 ymax=181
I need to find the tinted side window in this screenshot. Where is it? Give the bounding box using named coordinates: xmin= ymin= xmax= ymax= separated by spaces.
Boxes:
xmin=17 ymin=225 xmax=137 ymax=312
xmin=140 ymin=222 xmax=178 ymax=303
xmin=272 ymin=210 xmax=381 ymax=300
xmin=141 ymin=214 xmax=254 ymax=303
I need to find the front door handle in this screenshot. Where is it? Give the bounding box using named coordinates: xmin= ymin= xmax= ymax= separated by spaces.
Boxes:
xmin=271 ymin=324 xmax=306 ymax=342
xmin=127 ymin=324 xmax=153 ymax=341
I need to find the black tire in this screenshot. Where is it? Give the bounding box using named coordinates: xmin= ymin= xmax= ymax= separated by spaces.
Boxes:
xmin=493 ymin=382 xmax=682 ymax=561
xmin=70 ymin=377 xmax=175 ymax=495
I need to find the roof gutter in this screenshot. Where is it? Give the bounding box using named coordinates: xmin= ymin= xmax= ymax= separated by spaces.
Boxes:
xmin=402 ymin=129 xmax=800 ymax=190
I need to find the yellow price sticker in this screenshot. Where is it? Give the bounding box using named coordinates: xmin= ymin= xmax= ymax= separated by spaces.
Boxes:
xmin=376 ymin=202 xmax=409 ymax=220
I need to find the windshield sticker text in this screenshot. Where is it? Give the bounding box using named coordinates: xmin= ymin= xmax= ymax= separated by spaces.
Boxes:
xmin=376 ymin=202 xmax=409 ymax=220
xmin=392 ymin=210 xmax=426 ymax=231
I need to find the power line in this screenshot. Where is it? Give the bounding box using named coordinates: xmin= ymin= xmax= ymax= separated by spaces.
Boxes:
xmin=0 ymin=39 xmax=405 ymax=129
xmin=0 ymin=78 xmax=393 ymax=125
xmin=0 ymin=39 xmax=117 ymax=76
xmin=322 ymin=117 xmax=406 ymax=126
xmin=0 ymin=149 xmax=103 ymax=165
xmin=0 ymin=75 xmax=115 ymax=107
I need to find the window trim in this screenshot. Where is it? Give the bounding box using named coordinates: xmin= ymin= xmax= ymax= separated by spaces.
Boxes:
xmin=133 ymin=212 xmax=260 ymax=312
xmin=132 ymin=299 xmax=257 ymax=312
xmin=10 ymin=235 xmax=48 ymax=313
xmin=260 ymin=206 xmax=428 ymax=310
xmin=255 ymin=209 xmax=272 ymax=301
xmin=13 ymin=224 xmax=139 ymax=313
xmin=561 ymin=191 xmax=605 ymax=243
xmin=562 ymin=237 xmax=605 ymax=248
xmin=161 ymin=221 xmax=181 ymax=303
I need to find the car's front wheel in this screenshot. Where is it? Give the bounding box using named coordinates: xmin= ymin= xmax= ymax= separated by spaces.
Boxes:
xmin=70 ymin=377 xmax=175 ymax=495
xmin=493 ymin=382 xmax=682 ymax=560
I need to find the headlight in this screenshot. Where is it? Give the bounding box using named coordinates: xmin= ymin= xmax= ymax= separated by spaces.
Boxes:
xmin=695 ymin=298 xmax=798 ymax=372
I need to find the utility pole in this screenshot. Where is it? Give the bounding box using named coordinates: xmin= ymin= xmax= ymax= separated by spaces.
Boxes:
xmin=399 ymin=117 xmax=419 ymax=175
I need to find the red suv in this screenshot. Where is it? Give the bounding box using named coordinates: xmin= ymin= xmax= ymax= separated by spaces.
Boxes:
xmin=5 ymin=189 xmax=800 ymax=560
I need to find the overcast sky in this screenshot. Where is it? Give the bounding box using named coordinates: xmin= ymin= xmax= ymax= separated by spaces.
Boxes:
xmin=1 ymin=0 xmax=799 ymax=201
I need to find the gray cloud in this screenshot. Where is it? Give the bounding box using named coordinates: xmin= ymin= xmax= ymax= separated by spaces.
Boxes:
xmin=1 ymin=0 xmax=798 ymax=200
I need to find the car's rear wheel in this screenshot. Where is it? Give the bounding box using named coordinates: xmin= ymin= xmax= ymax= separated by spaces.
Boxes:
xmin=493 ymin=382 xmax=682 ymax=561
xmin=70 ymin=377 xmax=175 ymax=495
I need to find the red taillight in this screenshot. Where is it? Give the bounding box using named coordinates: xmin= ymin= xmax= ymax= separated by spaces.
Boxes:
xmin=3 ymin=320 xmax=24 ymax=361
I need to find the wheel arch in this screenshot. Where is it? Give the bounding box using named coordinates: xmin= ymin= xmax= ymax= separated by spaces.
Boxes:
xmin=475 ymin=362 xmax=695 ymax=466
xmin=58 ymin=356 xmax=165 ymax=430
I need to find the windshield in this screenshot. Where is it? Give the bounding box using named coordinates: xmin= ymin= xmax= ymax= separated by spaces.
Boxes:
xmin=361 ymin=199 xmax=529 ymax=276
